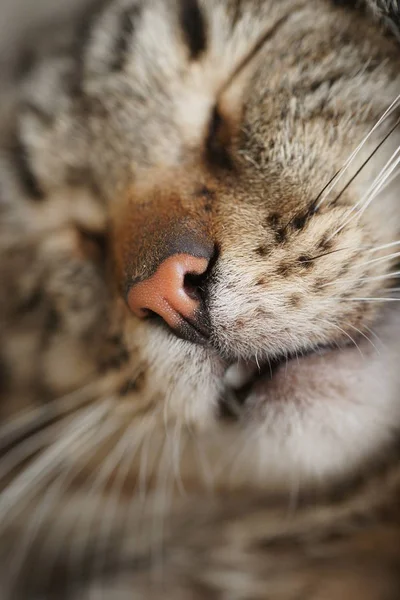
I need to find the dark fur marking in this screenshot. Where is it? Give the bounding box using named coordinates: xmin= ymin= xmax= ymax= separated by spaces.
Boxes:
xmin=256 ymin=277 xmax=266 ymax=286
xmin=69 ymin=0 xmax=110 ymax=96
xmin=277 ymin=262 xmax=293 ymax=277
xmin=195 ymin=186 xmax=215 ymax=213
xmin=266 ymin=212 xmax=281 ymax=229
xmin=206 ymin=107 xmax=235 ymax=171
xmin=11 ymin=134 xmax=45 ymax=201
xmin=318 ymin=235 xmax=334 ymax=252
xmin=265 ymin=213 xmax=287 ymax=243
xmin=100 ymin=334 xmax=129 ymax=371
xmin=298 ymin=255 xmax=314 ymax=269
xmin=179 ymin=0 xmax=207 ymax=60
xmin=119 ymin=371 xmax=146 ymax=396
xmin=195 ymin=185 xmax=215 ymax=199
xmin=111 ymin=6 xmax=140 ymax=71
xmin=255 ymin=245 xmax=270 ymax=257
xmin=291 ymin=212 xmax=309 ymax=231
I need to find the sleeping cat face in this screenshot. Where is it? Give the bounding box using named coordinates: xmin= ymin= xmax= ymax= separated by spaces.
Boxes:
xmin=2 ymin=0 xmax=400 ymax=499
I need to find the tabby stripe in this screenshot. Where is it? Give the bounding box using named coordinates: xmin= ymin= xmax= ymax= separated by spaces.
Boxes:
xmin=11 ymin=134 xmax=45 ymax=201
xmin=70 ymin=0 xmax=109 ymax=96
xmin=111 ymin=6 xmax=140 ymax=72
xmin=179 ymin=0 xmax=207 ymax=60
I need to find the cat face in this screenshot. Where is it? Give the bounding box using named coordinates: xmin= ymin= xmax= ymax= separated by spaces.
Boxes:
xmin=2 ymin=0 xmax=400 ymax=494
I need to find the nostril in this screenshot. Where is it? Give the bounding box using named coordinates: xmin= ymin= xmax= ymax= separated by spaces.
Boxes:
xmin=184 ymin=272 xmax=205 ymax=301
xmin=127 ymin=253 xmax=209 ymax=326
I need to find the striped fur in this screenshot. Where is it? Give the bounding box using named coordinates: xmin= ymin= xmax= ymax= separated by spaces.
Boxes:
xmin=0 ymin=1 xmax=400 ymax=598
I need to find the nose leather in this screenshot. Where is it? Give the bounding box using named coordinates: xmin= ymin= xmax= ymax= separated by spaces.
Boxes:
xmin=127 ymin=253 xmax=209 ymax=329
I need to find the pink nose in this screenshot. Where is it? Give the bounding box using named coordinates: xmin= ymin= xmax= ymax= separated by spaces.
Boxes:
xmin=127 ymin=254 xmax=209 ymax=330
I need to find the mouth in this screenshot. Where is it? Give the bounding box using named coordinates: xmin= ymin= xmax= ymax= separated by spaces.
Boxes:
xmin=220 ymin=344 xmax=337 ymax=416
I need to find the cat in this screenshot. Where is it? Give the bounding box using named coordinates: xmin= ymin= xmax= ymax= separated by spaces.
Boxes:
xmin=0 ymin=0 xmax=400 ymax=597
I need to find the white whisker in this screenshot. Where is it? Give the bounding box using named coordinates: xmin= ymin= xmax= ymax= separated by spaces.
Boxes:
xmin=316 ymin=318 xmax=364 ymax=357
xmin=316 ymin=93 xmax=400 ymax=208
xmin=6 ymin=416 xmax=115 ymax=596
xmin=0 ymin=380 xmax=100 ymax=453
xmin=92 ymin=420 xmax=154 ymax=588
xmin=354 ymin=251 xmax=400 ymax=269
xmin=365 ymin=240 xmax=400 ymax=253
xmin=327 ymin=148 xmax=400 ymax=241
xmin=0 ymin=401 xmax=110 ymax=529
xmin=343 ymin=321 xmax=380 ymax=355
xmin=321 ymin=270 xmax=400 ymax=287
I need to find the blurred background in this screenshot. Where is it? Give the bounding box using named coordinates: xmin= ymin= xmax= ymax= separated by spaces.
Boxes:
xmin=0 ymin=0 xmax=88 ymax=82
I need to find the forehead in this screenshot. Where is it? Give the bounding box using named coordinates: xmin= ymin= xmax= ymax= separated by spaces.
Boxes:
xmin=80 ymin=0 xmax=400 ymax=186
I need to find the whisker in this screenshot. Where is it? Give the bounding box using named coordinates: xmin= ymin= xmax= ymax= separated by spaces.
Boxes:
xmin=71 ymin=418 xmax=138 ymax=583
xmin=326 ymin=297 xmax=400 ymax=302
xmin=150 ymin=434 xmax=174 ymax=578
xmin=5 ymin=418 xmax=115 ymax=596
xmin=92 ymin=420 xmax=155 ymax=588
xmin=364 ymin=325 xmax=387 ymax=351
xmin=0 ymin=401 xmax=110 ymax=530
xmin=0 ymin=414 xmax=76 ymax=485
xmin=35 ymin=415 xmax=121 ymax=596
xmin=298 ymin=247 xmax=351 ymax=263
xmin=328 ymin=115 xmax=400 ymax=207
xmin=315 ymin=93 xmax=400 ymax=209
xmin=316 ymin=318 xmax=364 ymax=357
xmin=320 ymin=270 xmax=400 ymax=287
xmin=353 ymin=251 xmax=400 ymax=269
xmin=343 ymin=321 xmax=380 ymax=355
xmin=365 ymin=240 xmax=400 ymax=253
xmin=0 ymin=380 xmax=101 ymax=455
xmin=327 ymin=146 xmax=400 ymax=241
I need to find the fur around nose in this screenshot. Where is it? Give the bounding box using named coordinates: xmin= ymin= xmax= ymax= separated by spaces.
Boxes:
xmin=127 ymin=254 xmax=209 ymax=328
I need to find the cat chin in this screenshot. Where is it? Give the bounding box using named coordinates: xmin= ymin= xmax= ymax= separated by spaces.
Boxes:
xmin=217 ymin=306 xmax=400 ymax=490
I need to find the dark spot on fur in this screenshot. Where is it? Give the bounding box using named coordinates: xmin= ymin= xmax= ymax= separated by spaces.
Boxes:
xmin=195 ymin=185 xmax=215 ymax=199
xmin=111 ymin=6 xmax=140 ymax=71
xmin=100 ymin=334 xmax=129 ymax=371
xmin=255 ymin=245 xmax=270 ymax=257
xmin=318 ymin=235 xmax=334 ymax=251
xmin=266 ymin=212 xmax=281 ymax=229
xmin=194 ymin=186 xmax=215 ymax=213
xmin=119 ymin=371 xmax=146 ymax=396
xmin=298 ymin=255 xmax=314 ymax=269
xmin=288 ymin=293 xmax=302 ymax=308
xmin=11 ymin=133 xmax=45 ymax=201
xmin=206 ymin=107 xmax=235 ymax=171
xmin=45 ymin=307 xmax=60 ymax=334
xmin=0 ymin=354 xmax=10 ymax=398
xmin=277 ymin=262 xmax=293 ymax=277
xmin=256 ymin=277 xmax=266 ymax=286
xmin=179 ymin=0 xmax=207 ymax=60
xmin=291 ymin=213 xmax=308 ymax=231
xmin=69 ymin=0 xmax=110 ymax=96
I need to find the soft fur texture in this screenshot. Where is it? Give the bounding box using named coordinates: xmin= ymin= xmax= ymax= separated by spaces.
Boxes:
xmin=0 ymin=0 xmax=400 ymax=598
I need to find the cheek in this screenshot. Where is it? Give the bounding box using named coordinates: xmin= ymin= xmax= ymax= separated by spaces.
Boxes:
xmin=208 ymin=246 xmax=337 ymax=358
xmin=122 ymin=318 xmax=225 ymax=427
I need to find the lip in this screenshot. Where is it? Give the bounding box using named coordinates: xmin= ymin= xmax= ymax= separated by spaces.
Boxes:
xmin=221 ymin=344 xmax=337 ymax=412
